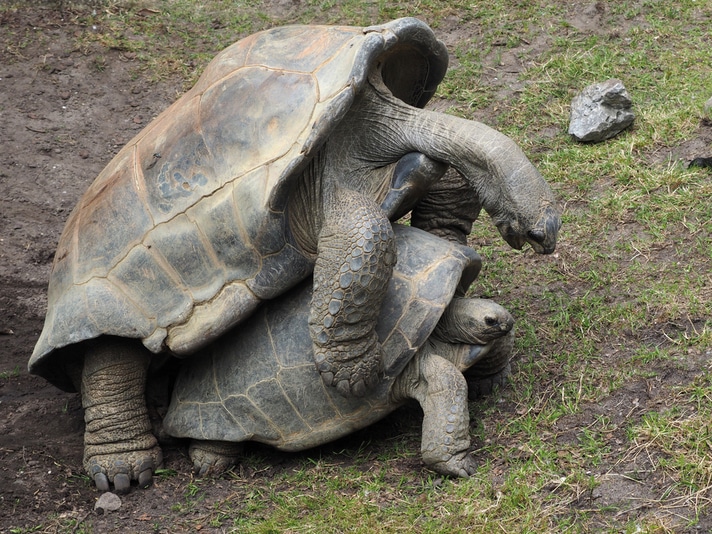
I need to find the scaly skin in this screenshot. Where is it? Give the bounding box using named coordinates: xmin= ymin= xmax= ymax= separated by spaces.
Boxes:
xmin=411 ymin=167 xmax=483 ymax=247
xmin=389 ymin=300 xmax=515 ymax=476
xmin=309 ymin=187 xmax=396 ymax=397
xmin=81 ymin=338 xmax=162 ymax=493
xmin=392 ymin=348 xmax=476 ymax=477
xmin=188 ymin=440 xmax=243 ymax=477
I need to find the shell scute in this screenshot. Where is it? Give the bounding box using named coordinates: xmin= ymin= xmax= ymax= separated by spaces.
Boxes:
xmin=197 ymin=403 xmax=239 ymax=441
xmin=246 ymin=243 xmax=313 ymax=300
xmin=73 ymin=149 xmax=155 ymax=285
xmin=184 ymin=185 xmax=261 ymax=282
xmin=106 ymin=244 xmax=192 ymax=329
xmin=229 ymin=166 xmax=281 ymax=256
xmin=144 ymin=214 xmax=225 ymax=303
xmin=191 ymin=37 xmax=253 ymax=95
xmin=83 ymin=278 xmax=155 ymax=340
xmin=312 ymin=39 xmax=363 ymax=102
xmin=274 ymin=365 xmax=342 ymax=424
xmin=245 ymin=379 xmax=307 ymax=439
xmin=244 ymin=25 xmax=362 ymax=76
xmin=139 ymin=96 xmax=210 ymax=222
xmin=199 ymin=67 xmax=316 ymax=177
xmin=166 ymin=281 xmax=260 ymax=355
xmin=211 ymin=316 xmax=280 ymax=393
xmin=222 ymin=394 xmax=280 ymax=442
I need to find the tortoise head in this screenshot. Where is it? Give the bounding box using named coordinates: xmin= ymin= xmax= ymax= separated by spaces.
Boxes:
xmin=495 ymin=203 xmax=561 ymax=255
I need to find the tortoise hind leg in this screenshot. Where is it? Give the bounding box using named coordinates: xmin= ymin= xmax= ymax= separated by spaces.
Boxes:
xmin=188 ymin=440 xmax=243 ymax=477
xmin=81 ymin=337 xmax=163 ymax=493
xmin=309 ymin=187 xmax=396 ymax=397
xmin=392 ymin=350 xmax=476 ymax=477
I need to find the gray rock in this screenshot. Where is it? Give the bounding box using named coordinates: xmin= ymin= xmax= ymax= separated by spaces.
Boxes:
xmin=704 ymin=96 xmax=712 ymax=114
xmin=94 ymin=492 xmax=122 ymax=514
xmin=568 ymin=79 xmax=635 ymax=143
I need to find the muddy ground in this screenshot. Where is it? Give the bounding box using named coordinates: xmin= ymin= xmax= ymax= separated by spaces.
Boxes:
xmin=1 ymin=2 xmax=711 ymax=533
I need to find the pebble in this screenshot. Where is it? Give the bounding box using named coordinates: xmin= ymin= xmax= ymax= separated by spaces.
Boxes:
xmin=94 ymin=492 xmax=122 ymax=514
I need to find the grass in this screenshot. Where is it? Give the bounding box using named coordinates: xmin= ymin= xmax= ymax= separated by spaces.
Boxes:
xmin=2 ymin=0 xmax=711 ymax=531
xmin=0 ymin=365 xmax=21 ymax=379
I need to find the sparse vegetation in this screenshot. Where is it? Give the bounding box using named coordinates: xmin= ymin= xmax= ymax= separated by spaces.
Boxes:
xmin=1 ymin=0 xmax=710 ymax=532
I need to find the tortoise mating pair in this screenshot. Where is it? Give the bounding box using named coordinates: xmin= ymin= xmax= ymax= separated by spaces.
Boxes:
xmin=29 ymin=18 xmax=559 ymax=492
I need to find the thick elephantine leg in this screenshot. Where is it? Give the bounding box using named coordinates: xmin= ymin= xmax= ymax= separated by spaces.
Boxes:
xmin=310 ymin=187 xmax=396 ymax=397
xmin=411 ymin=167 xmax=483 ymax=247
xmin=392 ymin=351 xmax=476 ymax=477
xmin=188 ymin=440 xmax=243 ymax=477
xmin=81 ymin=337 xmax=162 ymax=493
xmin=464 ymin=330 xmax=515 ymax=399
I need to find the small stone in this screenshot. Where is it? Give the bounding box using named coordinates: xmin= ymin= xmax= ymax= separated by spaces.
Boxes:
xmin=704 ymin=96 xmax=712 ymax=114
xmin=94 ymin=492 xmax=122 ymax=514
xmin=568 ymin=79 xmax=635 ymax=143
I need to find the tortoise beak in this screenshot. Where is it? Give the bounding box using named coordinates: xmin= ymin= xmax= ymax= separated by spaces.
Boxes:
xmin=497 ymin=206 xmax=561 ymax=255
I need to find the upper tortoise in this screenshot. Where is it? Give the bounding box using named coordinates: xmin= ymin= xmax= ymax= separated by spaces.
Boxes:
xmin=29 ymin=18 xmax=560 ymax=492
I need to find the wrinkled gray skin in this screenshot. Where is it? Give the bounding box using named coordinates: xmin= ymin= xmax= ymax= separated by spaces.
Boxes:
xmin=164 ymin=226 xmax=515 ymax=478
xmin=293 ymin=63 xmax=558 ymax=398
xmin=29 ymin=18 xmax=559 ymax=493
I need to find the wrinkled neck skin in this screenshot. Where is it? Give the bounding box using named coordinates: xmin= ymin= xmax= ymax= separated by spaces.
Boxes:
xmin=288 ymin=68 xmax=560 ymax=255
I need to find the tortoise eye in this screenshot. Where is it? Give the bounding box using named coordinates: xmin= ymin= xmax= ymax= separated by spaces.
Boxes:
xmin=485 ymin=316 xmax=499 ymax=327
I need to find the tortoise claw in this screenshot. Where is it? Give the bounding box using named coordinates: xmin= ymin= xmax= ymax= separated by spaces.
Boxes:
xmin=431 ymin=451 xmax=477 ymax=478
xmin=138 ymin=468 xmax=153 ymax=489
xmin=94 ymin=472 xmax=110 ymax=492
xmin=320 ymin=371 xmax=334 ymax=385
xmin=113 ymin=473 xmax=131 ymax=494
xmin=194 ymin=463 xmax=207 ymax=477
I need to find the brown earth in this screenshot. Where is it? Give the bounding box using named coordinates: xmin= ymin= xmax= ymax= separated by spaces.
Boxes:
xmin=1 ymin=2 xmax=711 ymax=533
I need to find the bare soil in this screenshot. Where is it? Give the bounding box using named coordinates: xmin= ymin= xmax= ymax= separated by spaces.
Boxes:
xmin=1 ymin=2 xmax=710 ymax=533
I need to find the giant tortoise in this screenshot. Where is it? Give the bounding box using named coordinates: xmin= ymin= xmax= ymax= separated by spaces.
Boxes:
xmin=164 ymin=225 xmax=515 ymax=478
xmin=29 ymin=18 xmax=559 ymax=492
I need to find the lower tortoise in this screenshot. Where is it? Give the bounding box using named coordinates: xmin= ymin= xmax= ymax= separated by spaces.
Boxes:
xmin=164 ymin=225 xmax=515 ymax=478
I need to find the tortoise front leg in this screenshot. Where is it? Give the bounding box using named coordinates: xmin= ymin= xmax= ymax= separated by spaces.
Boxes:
xmin=81 ymin=337 xmax=163 ymax=493
xmin=392 ymin=349 xmax=476 ymax=477
xmin=410 ymin=167 xmax=483 ymax=247
xmin=309 ymin=186 xmax=396 ymax=397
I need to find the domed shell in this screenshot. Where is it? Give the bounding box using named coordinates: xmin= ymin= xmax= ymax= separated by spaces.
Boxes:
xmin=162 ymin=225 xmax=481 ymax=450
xmin=29 ymin=18 xmax=449 ymax=390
